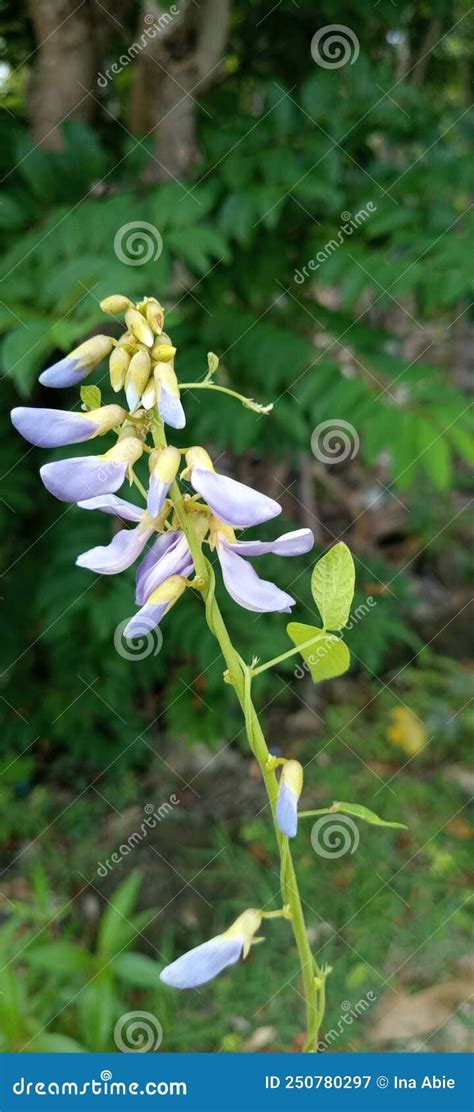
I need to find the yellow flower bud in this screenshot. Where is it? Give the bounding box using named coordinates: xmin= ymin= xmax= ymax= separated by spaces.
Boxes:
xmin=72 ymin=335 xmax=114 ymax=370
xmin=223 ymin=908 xmax=263 ymax=958
xmin=280 ymin=760 xmax=304 ymax=800
xmin=147 ymin=575 xmax=188 ymax=609
xmin=141 ymin=377 xmax=157 ymax=410
xmin=87 ymin=404 xmax=126 ymax=435
xmin=109 ymin=347 xmax=130 ymax=392
xmin=144 ymin=298 xmax=165 ymax=335
xmin=100 ymin=295 xmax=131 ymax=314
xmin=125 ymin=308 xmax=154 ymax=347
xmin=105 ymin=433 xmax=143 ymax=466
xmin=185 ymin=446 xmax=214 ymax=472
xmin=126 ymin=350 xmax=151 ymax=412
xmin=152 ymin=342 xmax=176 ymax=362
xmin=149 ymin=445 xmax=180 ymax=484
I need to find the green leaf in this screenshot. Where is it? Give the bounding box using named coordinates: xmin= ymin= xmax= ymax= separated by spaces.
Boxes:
xmin=329 ymin=801 xmax=407 ymax=829
xmin=27 ymin=942 xmax=91 ymax=975
xmin=113 ymin=951 xmax=162 ymax=988
xmin=97 ymin=870 xmax=143 ymax=958
xmin=287 ymin=622 xmax=350 ymax=682
xmin=80 ymin=384 xmax=102 ymax=410
xmin=311 ymin=542 xmax=355 ymax=630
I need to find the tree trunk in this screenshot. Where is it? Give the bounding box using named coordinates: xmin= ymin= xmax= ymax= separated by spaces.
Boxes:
xmin=27 ymin=0 xmax=97 ymax=148
xmin=129 ymin=0 xmax=231 ymax=182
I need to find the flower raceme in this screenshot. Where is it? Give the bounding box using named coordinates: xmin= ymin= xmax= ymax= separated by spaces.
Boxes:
xmin=10 ymin=295 xmax=314 ymax=630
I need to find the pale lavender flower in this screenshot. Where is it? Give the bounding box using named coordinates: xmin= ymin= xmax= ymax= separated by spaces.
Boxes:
xmin=123 ymin=575 xmax=188 ymax=639
xmin=38 ymin=336 xmax=114 ymax=388
xmin=186 ymin=447 xmax=280 ymax=528
xmin=39 ymin=437 xmax=143 ymax=503
xmin=160 ymin=909 xmax=262 ymax=990
xmin=11 ymin=405 xmax=125 ymax=449
xmin=216 ymin=527 xmax=314 ymax=613
xmin=276 ymin=761 xmax=303 ymax=839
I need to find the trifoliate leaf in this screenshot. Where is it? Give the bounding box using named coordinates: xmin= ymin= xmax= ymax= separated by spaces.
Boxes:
xmin=80 ymin=384 xmax=101 ymax=410
xmin=287 ymin=622 xmax=350 ymax=682
xmin=311 ymin=542 xmax=355 ymax=630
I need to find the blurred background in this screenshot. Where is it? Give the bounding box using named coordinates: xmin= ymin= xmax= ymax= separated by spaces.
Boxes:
xmin=0 ymin=0 xmax=473 ymax=1053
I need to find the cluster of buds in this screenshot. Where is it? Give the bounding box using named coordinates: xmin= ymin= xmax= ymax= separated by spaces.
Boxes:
xmin=101 ymin=295 xmax=184 ymax=427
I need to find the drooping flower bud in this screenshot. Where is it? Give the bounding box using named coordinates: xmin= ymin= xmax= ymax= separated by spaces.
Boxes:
xmin=152 ymin=342 xmax=176 ymax=363
xmin=125 ymin=308 xmax=154 ymax=347
xmin=109 ymin=347 xmax=130 ymax=393
xmin=144 ymin=298 xmax=165 ymax=335
xmin=125 ymin=350 xmax=151 ymax=412
xmin=100 ymin=295 xmax=131 ymax=315
xmin=154 ymin=363 xmax=185 ymax=429
xmin=39 ymin=335 xmax=115 ymax=388
xmin=185 ymin=446 xmax=214 ymax=472
xmin=141 ymin=378 xmax=156 ymax=410
xmin=105 ymin=432 xmax=144 ymax=468
xmin=147 ymin=446 xmax=180 ymax=517
xmin=276 ymin=760 xmax=303 ymax=839
xmin=11 ymin=404 xmax=124 ymax=449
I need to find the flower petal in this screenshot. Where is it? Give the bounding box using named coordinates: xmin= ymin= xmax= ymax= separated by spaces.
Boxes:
xmin=40 ymin=456 xmax=127 ymax=503
xmin=136 ymin=531 xmax=180 ymax=593
xmin=158 ymin=385 xmax=186 ymax=430
xmin=77 ymin=494 xmax=143 ymax=522
xmin=123 ymin=602 xmax=168 ymax=639
xmin=147 ymin=474 xmax=171 ymax=518
xmin=135 ymin=532 xmax=192 ymax=605
xmin=38 ymin=356 xmax=85 ymax=388
xmin=191 ymin=469 xmax=281 ymax=528
xmin=160 ymin=936 xmax=243 ymax=990
xmin=11 ymin=407 xmax=99 ymax=448
xmin=227 ymin=528 xmax=314 ymax=558
xmin=76 ymin=524 xmax=152 ymax=574
xmin=217 ymin=542 xmax=295 ymax=613
xmin=276 ymin=782 xmax=298 ymax=838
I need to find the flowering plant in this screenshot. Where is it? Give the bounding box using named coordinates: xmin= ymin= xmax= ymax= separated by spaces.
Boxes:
xmin=12 ymin=294 xmax=405 ymax=1051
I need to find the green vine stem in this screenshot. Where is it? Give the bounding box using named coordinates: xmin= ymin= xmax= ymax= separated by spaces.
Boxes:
xmin=149 ymin=422 xmax=325 ymax=1051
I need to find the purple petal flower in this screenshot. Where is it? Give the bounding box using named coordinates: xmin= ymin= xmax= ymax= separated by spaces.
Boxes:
xmin=123 ymin=601 xmax=169 ymax=639
xmin=77 ymin=494 xmax=143 ymax=522
xmin=157 ymin=385 xmax=186 ymax=430
xmin=160 ymin=937 xmax=243 ymax=990
xmin=217 ymin=541 xmax=295 ymax=613
xmin=11 ymin=407 xmax=99 ymax=449
xmin=135 ymin=531 xmax=192 ymax=605
xmin=276 ymin=782 xmax=298 ymax=838
xmin=76 ymin=524 xmax=153 ymax=574
xmin=40 ymin=456 xmax=128 ymax=502
xmin=228 ymin=528 xmax=314 ymax=558
xmin=191 ymin=469 xmax=281 ymax=528
xmin=136 ymin=531 xmax=180 ymax=593
xmin=39 ymin=355 xmax=84 ymax=388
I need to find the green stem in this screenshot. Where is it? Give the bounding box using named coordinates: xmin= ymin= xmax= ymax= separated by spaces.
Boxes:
xmin=179 ymin=381 xmax=271 ymax=414
xmin=252 ymin=635 xmax=325 ymax=677
xmin=166 ymin=467 xmax=324 ymax=1051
